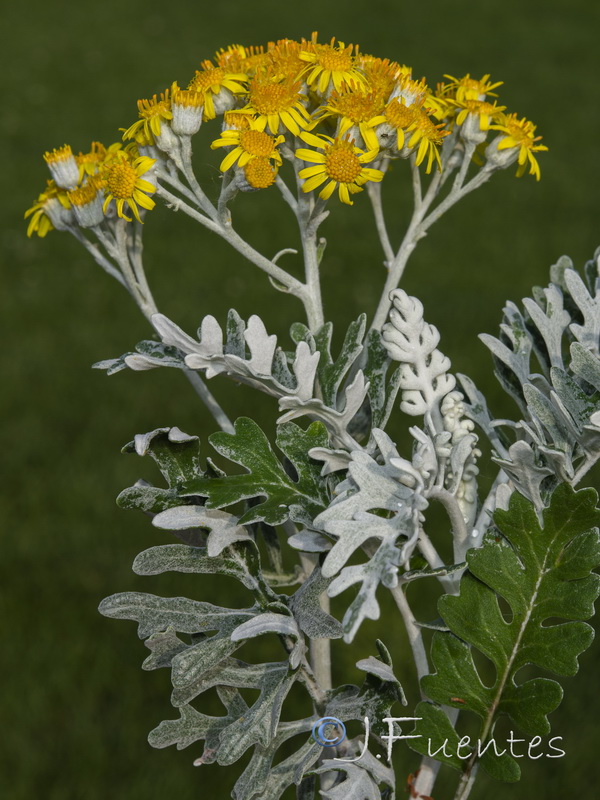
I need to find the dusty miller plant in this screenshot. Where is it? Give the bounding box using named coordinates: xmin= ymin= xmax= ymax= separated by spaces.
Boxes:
xmin=27 ymin=34 xmax=600 ymax=800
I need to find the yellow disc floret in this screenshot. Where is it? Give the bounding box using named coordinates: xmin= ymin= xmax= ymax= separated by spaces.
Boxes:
xmin=373 ymin=98 xmax=449 ymax=171
xmin=44 ymin=144 xmax=74 ymax=167
xmin=319 ymin=82 xmax=386 ymax=150
xmin=188 ymin=60 xmax=248 ymax=120
xmin=300 ymin=33 xmax=365 ymax=93
xmin=211 ymin=120 xmax=284 ymax=172
xmin=101 ymin=153 xmax=156 ymax=223
xmin=215 ymin=44 xmax=269 ymax=74
xmin=325 ymin=141 xmax=363 ymax=183
xmin=76 ymin=142 xmax=106 ymax=176
xmin=296 ymin=131 xmax=383 ymax=205
xmin=67 ymin=180 xmax=99 ymax=207
xmin=359 ymin=56 xmax=409 ymax=99
xmin=267 ymin=39 xmax=305 ymax=79
xmin=244 ymin=157 xmax=278 ymax=189
xmin=123 ymin=88 xmax=174 ymax=145
xmin=223 ymin=111 xmax=252 ymax=130
xmin=241 ymin=68 xmax=311 ymax=135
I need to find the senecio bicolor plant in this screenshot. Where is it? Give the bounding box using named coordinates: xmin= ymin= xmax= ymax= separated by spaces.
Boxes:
xmin=26 ymin=33 xmax=600 ymax=800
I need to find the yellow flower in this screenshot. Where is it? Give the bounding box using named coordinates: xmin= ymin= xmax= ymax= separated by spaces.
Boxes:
xmin=101 ymin=152 xmax=156 ymax=223
xmin=371 ymin=98 xmax=449 ymax=172
xmin=267 ymin=39 xmax=305 ymax=79
xmin=76 ymin=141 xmax=107 ymax=176
xmin=211 ymin=121 xmax=284 ymax=172
xmin=24 ymin=180 xmax=72 ymax=237
xmin=300 ymin=33 xmax=366 ymax=94
xmin=489 ymin=113 xmax=548 ymax=180
xmin=241 ymin=68 xmax=311 ymax=135
xmin=358 ymin=56 xmax=410 ymax=100
xmin=122 ymin=87 xmax=174 ymax=145
xmin=439 ymin=73 xmax=502 ymax=103
xmin=295 ymin=132 xmax=383 ymax=205
xmin=222 ymin=111 xmax=253 ymax=131
xmin=450 ymin=98 xmax=506 ymax=130
xmin=215 ymin=44 xmax=269 ymax=75
xmin=243 ymin=157 xmax=278 ymax=189
xmin=188 ymin=60 xmax=248 ymax=120
xmin=76 ymin=142 xmax=123 ymax=177
xmin=317 ymin=81 xmax=386 ymax=151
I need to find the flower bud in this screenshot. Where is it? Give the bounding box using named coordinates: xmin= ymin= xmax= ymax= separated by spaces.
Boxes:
xmin=67 ymin=181 xmax=105 ymax=228
xmin=171 ymin=89 xmax=204 ymax=136
xmin=44 ymin=145 xmax=80 ymax=190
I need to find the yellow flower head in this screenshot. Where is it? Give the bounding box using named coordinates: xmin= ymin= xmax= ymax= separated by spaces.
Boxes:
xmin=440 ymin=73 xmax=503 ymax=103
xmin=241 ymin=68 xmax=311 ymax=136
xmin=452 ymin=98 xmax=506 ymax=131
xmin=24 ymin=180 xmax=71 ymax=237
xmin=215 ymin=44 xmax=269 ymax=75
xmin=490 ymin=112 xmax=548 ymax=180
xmin=358 ymin=56 xmax=410 ymax=100
xmin=222 ymin=111 xmax=253 ymax=131
xmin=295 ymin=131 xmax=383 ymax=205
xmin=211 ymin=120 xmax=284 ymax=172
xmin=243 ymin=156 xmax=278 ymax=189
xmin=101 ymin=152 xmax=156 ymax=223
xmin=267 ymin=39 xmax=305 ymax=79
xmin=318 ymin=81 xmax=386 ymax=151
xmin=122 ymin=88 xmax=174 ymax=146
xmin=188 ymin=60 xmax=248 ymax=120
xmin=373 ymin=98 xmax=449 ymax=172
xmin=76 ymin=142 xmax=107 ymax=177
xmin=300 ymin=33 xmax=366 ymax=94
xmin=392 ymin=73 xmax=431 ymax=106
xmin=76 ymin=141 xmax=123 ymax=177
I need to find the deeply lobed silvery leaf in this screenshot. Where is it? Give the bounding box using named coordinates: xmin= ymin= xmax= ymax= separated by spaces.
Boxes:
xmin=152 ymin=310 xmax=320 ymax=401
xmin=152 ymin=506 xmax=252 ymax=557
xmin=278 ymin=370 xmax=370 ymax=450
xmin=382 ymin=289 xmax=456 ymax=420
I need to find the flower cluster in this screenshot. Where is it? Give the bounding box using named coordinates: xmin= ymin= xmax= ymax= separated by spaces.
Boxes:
xmin=25 ymin=33 xmax=547 ymax=235
xmin=26 ymin=141 xmax=157 ymax=236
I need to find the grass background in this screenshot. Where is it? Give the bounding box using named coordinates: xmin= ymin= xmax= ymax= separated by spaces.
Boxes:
xmin=2 ymin=0 xmax=600 ymax=797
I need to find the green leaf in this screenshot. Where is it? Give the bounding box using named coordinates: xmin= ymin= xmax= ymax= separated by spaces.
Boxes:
xmin=315 ymin=316 xmax=366 ymax=407
xmin=122 ymin=427 xmax=203 ymax=485
xmin=171 ymin=659 xmax=287 ymax=707
xmin=93 ymin=340 xmax=186 ymax=375
xmin=363 ymin=329 xmax=401 ymax=430
xmin=408 ymin=701 xmax=463 ymax=770
xmin=289 ymin=567 xmax=344 ymax=640
xmin=216 ymin=667 xmax=297 ymax=764
xmin=291 ymin=316 xmax=367 ymax=410
xmin=142 ymin=627 xmax=189 ymax=671
xmin=180 ymin=417 xmax=329 ymax=526
xmin=117 ymin=427 xmax=206 ymax=514
xmin=421 ymin=484 xmax=600 ymax=780
xmin=132 ymin=543 xmax=263 ymax=593
xmin=98 ymin=591 xmax=256 ymax=639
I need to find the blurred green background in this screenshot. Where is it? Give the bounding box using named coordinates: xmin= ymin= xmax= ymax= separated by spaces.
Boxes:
xmin=3 ymin=0 xmax=600 ymax=797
